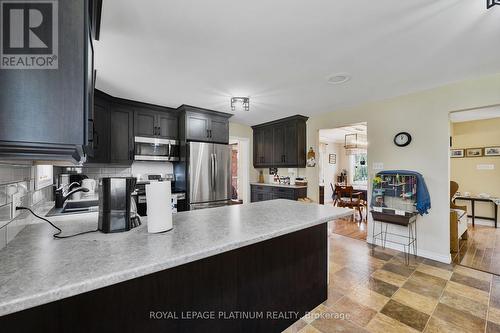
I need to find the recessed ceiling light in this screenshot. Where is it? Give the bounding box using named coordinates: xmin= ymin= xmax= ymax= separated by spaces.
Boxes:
xmin=327 ymin=73 xmax=351 ymax=85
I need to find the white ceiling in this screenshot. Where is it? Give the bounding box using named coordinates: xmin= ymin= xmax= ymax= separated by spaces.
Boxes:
xmin=319 ymin=124 xmax=367 ymax=144
xmin=450 ymin=105 xmax=500 ymax=122
xmin=94 ymin=0 xmax=500 ymax=125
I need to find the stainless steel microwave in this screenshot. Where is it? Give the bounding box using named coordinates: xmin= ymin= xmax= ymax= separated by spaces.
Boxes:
xmin=134 ymin=137 xmax=180 ymax=162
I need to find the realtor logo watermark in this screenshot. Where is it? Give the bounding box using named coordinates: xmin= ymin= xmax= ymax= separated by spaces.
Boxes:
xmin=1 ymin=0 xmax=58 ymax=69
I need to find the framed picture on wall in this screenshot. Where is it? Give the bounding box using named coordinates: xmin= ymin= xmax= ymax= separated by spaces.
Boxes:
xmin=450 ymin=149 xmax=464 ymax=158
xmin=329 ymin=154 xmax=336 ymax=164
xmin=466 ymin=148 xmax=483 ymax=157
xmin=485 ymin=147 xmax=500 ymax=156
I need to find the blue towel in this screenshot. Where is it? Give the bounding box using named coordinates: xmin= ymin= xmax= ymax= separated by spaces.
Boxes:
xmin=375 ymin=170 xmax=431 ymax=215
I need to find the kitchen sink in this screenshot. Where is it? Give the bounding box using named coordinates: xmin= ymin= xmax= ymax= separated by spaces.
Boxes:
xmin=46 ymin=199 xmax=99 ymax=217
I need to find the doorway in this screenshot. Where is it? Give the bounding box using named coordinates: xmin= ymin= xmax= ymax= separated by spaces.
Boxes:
xmin=449 ymin=106 xmax=500 ymax=275
xmin=318 ymin=122 xmax=368 ymax=241
xmin=229 ymin=137 xmax=250 ymax=204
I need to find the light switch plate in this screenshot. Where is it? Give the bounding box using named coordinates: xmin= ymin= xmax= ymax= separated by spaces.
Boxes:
xmin=373 ymin=162 xmax=384 ymax=170
xmin=477 ymin=164 xmax=494 ymax=170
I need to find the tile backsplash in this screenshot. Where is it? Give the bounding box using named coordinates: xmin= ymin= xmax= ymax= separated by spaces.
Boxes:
xmin=0 ymin=164 xmax=53 ymax=250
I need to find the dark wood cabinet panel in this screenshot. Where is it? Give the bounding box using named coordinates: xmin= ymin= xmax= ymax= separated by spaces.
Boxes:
xmin=134 ymin=109 xmax=178 ymax=139
xmin=250 ymin=185 xmax=307 ymax=203
xmin=87 ymin=93 xmax=110 ymax=163
xmin=157 ymin=113 xmax=178 ymax=139
xmin=186 ymin=113 xmax=210 ymax=141
xmin=273 ymin=124 xmax=287 ymax=166
xmin=0 ymin=0 xmax=92 ymax=162
xmin=263 ymin=127 xmax=274 ymax=166
xmin=134 ymin=111 xmax=156 ymax=137
xmin=252 ymin=116 xmax=308 ymax=168
xmin=210 ymin=117 xmax=229 ymax=143
xmin=178 ymin=105 xmax=232 ymax=144
xmin=109 ymin=106 xmax=133 ymax=164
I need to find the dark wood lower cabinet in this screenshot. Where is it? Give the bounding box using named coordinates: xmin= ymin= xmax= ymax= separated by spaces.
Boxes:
xmin=0 ymin=224 xmax=327 ymax=333
xmin=251 ymin=185 xmax=307 ymax=203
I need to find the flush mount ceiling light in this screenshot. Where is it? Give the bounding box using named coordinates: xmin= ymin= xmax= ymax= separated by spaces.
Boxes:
xmin=488 ymin=0 xmax=500 ymax=9
xmin=327 ymin=73 xmax=351 ymax=85
xmin=231 ymin=97 xmax=250 ymax=111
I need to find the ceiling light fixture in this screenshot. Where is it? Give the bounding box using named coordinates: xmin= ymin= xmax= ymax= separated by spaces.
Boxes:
xmin=231 ymin=97 xmax=250 ymax=111
xmin=488 ymin=0 xmax=500 ymax=8
xmin=327 ymin=73 xmax=351 ymax=85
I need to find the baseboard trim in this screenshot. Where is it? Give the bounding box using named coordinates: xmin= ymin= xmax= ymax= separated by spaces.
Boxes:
xmin=367 ymin=239 xmax=452 ymax=264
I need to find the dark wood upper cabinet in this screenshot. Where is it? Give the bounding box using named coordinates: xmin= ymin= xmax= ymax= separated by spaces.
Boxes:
xmin=252 ymin=115 xmax=308 ymax=168
xmin=134 ymin=111 xmax=156 ymax=137
xmin=178 ymin=105 xmax=232 ymax=144
xmin=87 ymin=91 xmax=110 ymax=163
xmin=185 ymin=113 xmax=210 ymax=142
xmin=109 ymin=105 xmax=134 ymax=164
xmin=134 ymin=108 xmax=178 ymax=139
xmin=157 ymin=113 xmax=178 ymax=139
xmin=0 ymin=0 xmax=93 ymax=163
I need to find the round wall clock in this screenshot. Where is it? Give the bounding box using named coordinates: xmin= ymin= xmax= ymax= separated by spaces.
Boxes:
xmin=394 ymin=132 xmax=412 ymax=147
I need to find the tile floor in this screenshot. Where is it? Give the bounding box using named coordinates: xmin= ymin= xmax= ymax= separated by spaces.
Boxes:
xmin=329 ymin=217 xmax=367 ymax=241
xmin=283 ymin=231 xmax=500 ymax=333
xmin=453 ymin=223 xmax=500 ymax=276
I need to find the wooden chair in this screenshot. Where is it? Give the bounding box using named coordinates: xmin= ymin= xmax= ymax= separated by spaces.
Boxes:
xmin=334 ymin=185 xmax=364 ymax=221
xmin=450 ymin=181 xmax=468 ymax=253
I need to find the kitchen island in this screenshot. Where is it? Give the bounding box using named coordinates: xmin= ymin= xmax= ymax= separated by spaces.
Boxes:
xmin=0 ymin=200 xmax=351 ymax=332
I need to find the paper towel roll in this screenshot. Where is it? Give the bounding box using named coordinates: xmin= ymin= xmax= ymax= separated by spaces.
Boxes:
xmin=146 ymin=181 xmax=173 ymax=233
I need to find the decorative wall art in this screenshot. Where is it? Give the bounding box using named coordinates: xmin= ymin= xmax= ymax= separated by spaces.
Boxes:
xmin=484 ymin=147 xmax=500 ymax=156
xmin=466 ymin=148 xmax=483 ymax=157
xmin=450 ymin=149 xmax=464 ymax=158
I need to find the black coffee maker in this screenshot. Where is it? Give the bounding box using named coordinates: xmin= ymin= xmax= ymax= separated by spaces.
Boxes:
xmin=98 ymin=177 xmax=140 ymax=233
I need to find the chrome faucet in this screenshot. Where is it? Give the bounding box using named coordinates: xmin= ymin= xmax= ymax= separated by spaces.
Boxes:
xmin=55 ymin=186 xmax=89 ymax=208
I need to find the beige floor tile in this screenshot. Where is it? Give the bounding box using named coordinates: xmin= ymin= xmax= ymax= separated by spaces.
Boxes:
xmin=283 ymin=319 xmax=308 ymax=333
xmin=392 ymin=288 xmax=438 ymax=315
xmin=302 ymin=304 xmax=330 ymax=324
xmin=298 ymin=325 xmax=322 ymax=333
xmin=424 ymin=316 xmax=481 ymax=333
xmin=440 ymin=289 xmax=488 ymax=319
xmin=331 ymin=296 xmax=377 ymax=327
xmin=454 ymin=265 xmax=493 ymax=282
xmin=371 ymin=269 xmax=407 ymax=287
xmin=366 ymin=313 xmax=419 ymax=333
xmin=347 ymin=285 xmax=390 ymax=311
xmin=489 ymin=307 xmax=500 ymax=325
xmin=416 ymin=263 xmax=453 ymax=280
xmin=445 ymin=280 xmax=490 ymax=305
xmin=431 ymin=303 xmax=485 ymax=333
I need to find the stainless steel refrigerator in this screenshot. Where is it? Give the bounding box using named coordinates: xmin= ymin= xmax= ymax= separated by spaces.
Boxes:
xmin=188 ymin=142 xmax=232 ymax=210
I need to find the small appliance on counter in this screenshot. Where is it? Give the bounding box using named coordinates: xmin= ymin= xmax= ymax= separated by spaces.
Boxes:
xmin=98 ymin=177 xmax=141 ymax=233
xmin=134 ymin=174 xmax=187 ymax=215
xmin=294 ymin=177 xmax=308 ymax=186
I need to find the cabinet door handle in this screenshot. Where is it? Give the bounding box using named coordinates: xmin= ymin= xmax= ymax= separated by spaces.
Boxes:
xmin=209 ymin=130 xmax=212 ymax=138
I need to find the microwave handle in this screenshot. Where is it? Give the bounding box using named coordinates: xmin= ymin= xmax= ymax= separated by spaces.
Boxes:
xmin=168 ymin=143 xmax=171 ymax=157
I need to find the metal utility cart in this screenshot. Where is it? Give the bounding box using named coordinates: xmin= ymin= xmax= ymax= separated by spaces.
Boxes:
xmin=371 ymin=172 xmax=419 ymax=264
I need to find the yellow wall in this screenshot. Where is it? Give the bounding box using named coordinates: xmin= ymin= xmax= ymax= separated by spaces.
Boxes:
xmin=232 ymin=73 xmax=500 ymax=263
xmin=451 ymin=118 xmax=500 ymax=219
xmin=303 ymin=73 xmax=500 ymax=262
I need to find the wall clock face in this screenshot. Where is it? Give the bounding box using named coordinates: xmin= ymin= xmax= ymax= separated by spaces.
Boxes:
xmin=394 ymin=132 xmax=412 ymax=147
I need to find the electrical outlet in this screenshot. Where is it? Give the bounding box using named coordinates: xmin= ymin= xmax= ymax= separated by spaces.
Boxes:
xmin=11 ymin=192 xmax=23 ymax=219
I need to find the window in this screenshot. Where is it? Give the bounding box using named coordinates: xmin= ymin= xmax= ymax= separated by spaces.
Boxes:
xmin=352 ymin=153 xmax=367 ymax=183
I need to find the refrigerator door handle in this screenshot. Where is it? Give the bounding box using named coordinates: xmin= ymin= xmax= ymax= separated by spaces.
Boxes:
xmin=214 ymin=153 xmax=218 ymax=189
xmin=211 ymin=153 xmax=215 ymax=189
